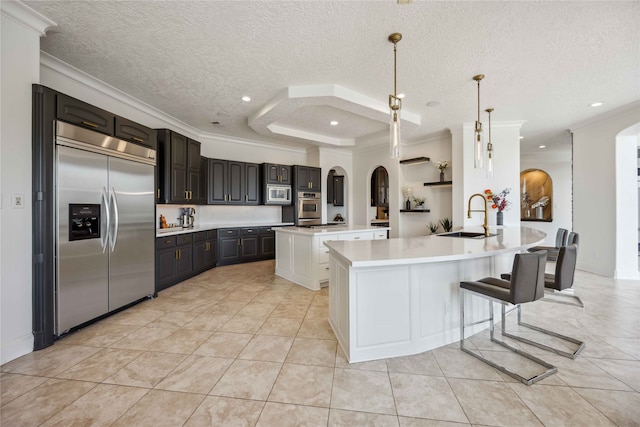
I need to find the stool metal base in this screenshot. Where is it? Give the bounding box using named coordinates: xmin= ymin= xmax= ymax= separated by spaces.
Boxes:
xmin=460 ymin=289 xmax=558 ymax=386
xmin=501 ymin=305 xmax=585 ymax=359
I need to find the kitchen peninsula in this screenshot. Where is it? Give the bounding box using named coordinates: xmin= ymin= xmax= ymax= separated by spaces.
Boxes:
xmin=325 ymin=226 xmax=546 ymax=363
xmin=275 ymin=225 xmax=390 ymax=291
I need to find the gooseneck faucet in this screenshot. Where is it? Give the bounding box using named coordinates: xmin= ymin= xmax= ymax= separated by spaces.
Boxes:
xmin=467 ymin=193 xmax=490 ymax=237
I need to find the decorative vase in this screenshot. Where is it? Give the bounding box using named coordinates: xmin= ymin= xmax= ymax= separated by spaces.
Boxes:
xmin=439 ymin=171 xmax=445 ymax=183
xmin=405 ymin=199 xmax=411 ymax=210
xmin=496 ymin=211 xmax=504 ymax=226
xmin=536 ymin=206 xmax=543 ymax=219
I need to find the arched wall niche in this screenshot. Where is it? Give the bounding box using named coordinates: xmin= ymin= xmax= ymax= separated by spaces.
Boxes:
xmin=520 ymin=168 xmax=553 ymax=222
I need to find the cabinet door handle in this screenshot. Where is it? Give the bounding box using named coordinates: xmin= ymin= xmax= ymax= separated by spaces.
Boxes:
xmin=238 ymin=238 xmax=241 ymax=246
xmin=81 ymin=120 xmax=98 ymax=128
xmin=353 ymin=237 xmax=360 ymax=239
xmin=132 ymin=136 xmax=144 ymax=143
xmin=185 ymin=191 xmax=189 ymax=199
xmin=245 ymin=194 xmax=248 ymax=202
xmin=157 ymin=189 xmax=160 ymax=198
xmin=175 ymin=249 xmax=179 ymax=259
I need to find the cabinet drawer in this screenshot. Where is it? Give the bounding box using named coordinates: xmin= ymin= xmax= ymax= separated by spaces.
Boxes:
xmin=374 ymin=230 xmax=388 ymax=240
xmin=219 ymin=228 xmax=239 ymax=237
xmin=156 ymin=236 xmax=176 ymax=249
xmin=316 ymin=235 xmax=338 ymax=248
xmin=206 ymin=229 xmax=218 ymax=239
xmin=240 ymin=227 xmax=258 ymax=236
xmin=176 ymin=234 xmax=193 ymax=245
xmin=341 ymin=232 xmax=371 ymax=241
xmin=318 ymin=262 xmax=330 ymax=282
xmin=318 ymin=246 xmax=330 ymax=264
xmin=193 ymin=231 xmax=208 ymax=243
xmin=259 ymin=226 xmax=275 ymax=234
xmin=56 ymin=93 xmax=114 ymax=135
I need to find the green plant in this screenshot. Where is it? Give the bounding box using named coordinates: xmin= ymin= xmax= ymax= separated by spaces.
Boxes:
xmin=440 ymin=217 xmax=453 ymax=232
xmin=427 ymin=222 xmax=440 ymax=234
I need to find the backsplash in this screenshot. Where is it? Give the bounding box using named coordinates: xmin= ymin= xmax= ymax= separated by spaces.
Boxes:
xmin=156 ymin=204 xmax=283 ymax=228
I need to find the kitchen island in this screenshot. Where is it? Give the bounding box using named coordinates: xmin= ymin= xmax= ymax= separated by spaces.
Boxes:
xmin=324 ymin=226 xmax=546 ymax=363
xmin=275 ymin=225 xmax=390 ymax=291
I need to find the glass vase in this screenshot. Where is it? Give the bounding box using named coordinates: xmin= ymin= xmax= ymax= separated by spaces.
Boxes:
xmin=496 ymin=211 xmax=504 ymax=226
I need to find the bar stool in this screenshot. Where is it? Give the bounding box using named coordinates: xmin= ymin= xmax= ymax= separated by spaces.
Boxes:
xmin=500 ymin=244 xmax=585 ymax=359
xmin=527 ymin=228 xmax=568 ymax=261
xmin=459 ymin=250 xmax=557 ymax=385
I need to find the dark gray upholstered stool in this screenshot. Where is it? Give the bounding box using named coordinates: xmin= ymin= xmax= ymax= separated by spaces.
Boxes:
xmin=459 ymin=250 xmax=557 ymax=385
xmin=527 ymin=228 xmax=568 ymax=261
xmin=500 ymin=244 xmax=585 ymax=359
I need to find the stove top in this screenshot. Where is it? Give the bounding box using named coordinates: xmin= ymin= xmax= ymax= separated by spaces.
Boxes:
xmin=299 ymin=223 xmax=347 ymax=229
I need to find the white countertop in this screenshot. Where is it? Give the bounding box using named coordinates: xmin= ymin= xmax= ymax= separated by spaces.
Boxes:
xmin=324 ymin=226 xmax=546 ymax=267
xmin=276 ymin=224 xmax=390 ymax=236
xmin=156 ymin=222 xmax=294 ymax=237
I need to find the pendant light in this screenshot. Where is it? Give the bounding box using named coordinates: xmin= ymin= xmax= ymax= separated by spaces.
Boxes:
xmin=485 ymin=108 xmax=494 ymax=178
xmin=473 ymin=74 xmax=485 ymax=168
xmin=389 ymin=33 xmax=402 ymax=159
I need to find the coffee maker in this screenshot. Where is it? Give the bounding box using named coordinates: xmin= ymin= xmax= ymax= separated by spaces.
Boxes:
xmin=180 ymin=208 xmax=195 ymax=228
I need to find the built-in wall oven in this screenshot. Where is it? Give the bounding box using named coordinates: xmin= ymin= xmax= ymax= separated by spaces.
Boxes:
xmin=297 ymin=191 xmax=322 ymax=225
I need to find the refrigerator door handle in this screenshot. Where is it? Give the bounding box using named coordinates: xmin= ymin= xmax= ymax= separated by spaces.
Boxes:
xmin=109 ymin=187 xmax=119 ymax=251
xmin=101 ymin=186 xmax=110 ymax=253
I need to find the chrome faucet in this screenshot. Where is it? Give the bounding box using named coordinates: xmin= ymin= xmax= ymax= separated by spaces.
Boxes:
xmin=467 ymin=193 xmax=490 ymax=237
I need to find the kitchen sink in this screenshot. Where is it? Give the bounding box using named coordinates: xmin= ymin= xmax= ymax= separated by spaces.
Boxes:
xmin=438 ymin=231 xmax=496 ymax=239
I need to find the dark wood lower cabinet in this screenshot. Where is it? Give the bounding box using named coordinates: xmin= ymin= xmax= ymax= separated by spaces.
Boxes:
xmin=156 ymin=226 xmax=279 ymax=290
xmin=155 ymin=234 xmax=194 ymax=292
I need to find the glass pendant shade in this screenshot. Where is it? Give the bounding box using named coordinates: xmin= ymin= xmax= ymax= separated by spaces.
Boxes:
xmin=485 ymin=107 xmax=494 ymax=178
xmin=486 ymin=143 xmax=494 ymax=178
xmin=474 ymin=121 xmax=484 ymax=168
xmin=390 ymin=96 xmax=401 ymax=159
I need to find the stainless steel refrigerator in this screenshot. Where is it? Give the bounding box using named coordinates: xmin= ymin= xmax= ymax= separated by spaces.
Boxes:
xmin=55 ymin=121 xmax=155 ymax=335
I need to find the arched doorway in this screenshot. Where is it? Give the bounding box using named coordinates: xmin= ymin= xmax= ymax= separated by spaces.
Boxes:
xmin=326 ymin=166 xmax=348 ymax=223
xmin=370 ymin=166 xmax=389 ymax=221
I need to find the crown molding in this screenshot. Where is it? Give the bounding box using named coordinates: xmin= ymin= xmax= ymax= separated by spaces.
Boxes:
xmin=570 ymin=101 xmax=640 ymax=132
xmin=1 ymin=0 xmax=56 ymax=36
xmin=40 ymin=52 xmax=306 ymax=155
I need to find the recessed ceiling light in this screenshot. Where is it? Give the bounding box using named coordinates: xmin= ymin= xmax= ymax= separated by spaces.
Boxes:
xmin=397 ymin=93 xmax=405 ymax=99
xmin=538 ymin=145 xmax=546 ymax=149
xmin=519 ymin=136 xmax=524 ymax=140
xmin=590 ymin=102 xmax=603 ymax=107
xmin=241 ymin=96 xmax=251 ymax=102
xmin=330 ymin=121 xmax=339 ymax=126
xmin=426 ymin=101 xmax=441 ymax=107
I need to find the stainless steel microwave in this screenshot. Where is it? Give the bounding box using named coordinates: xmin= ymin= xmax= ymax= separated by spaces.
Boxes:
xmin=266 ymin=184 xmax=292 ymax=204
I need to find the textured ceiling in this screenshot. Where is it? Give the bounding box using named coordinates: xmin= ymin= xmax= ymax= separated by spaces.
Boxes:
xmin=25 ymin=0 xmax=640 ymax=154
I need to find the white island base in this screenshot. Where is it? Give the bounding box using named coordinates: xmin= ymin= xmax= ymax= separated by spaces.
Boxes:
xmin=325 ymin=227 xmax=546 ymax=363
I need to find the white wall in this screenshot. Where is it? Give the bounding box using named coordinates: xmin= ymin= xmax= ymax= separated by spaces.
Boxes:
xmin=520 ymin=149 xmax=573 ymax=246
xmin=614 ymin=126 xmax=639 ymax=279
xmin=0 ymin=1 xmax=55 ymax=364
xmin=451 ymin=122 xmax=524 ymax=231
xmin=399 ymin=132 xmax=452 ymax=236
xmin=572 ymin=102 xmax=640 ymax=277
xmin=315 ymin=148 xmax=352 ymax=225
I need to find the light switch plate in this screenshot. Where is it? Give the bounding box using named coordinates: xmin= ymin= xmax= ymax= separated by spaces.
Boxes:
xmin=11 ymin=194 xmax=25 ymax=209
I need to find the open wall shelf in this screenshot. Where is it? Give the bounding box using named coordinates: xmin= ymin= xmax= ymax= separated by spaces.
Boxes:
xmin=400 ymin=157 xmax=430 ymax=165
xmin=424 ymin=181 xmax=452 ymax=187
xmin=400 ymin=209 xmax=431 ymax=213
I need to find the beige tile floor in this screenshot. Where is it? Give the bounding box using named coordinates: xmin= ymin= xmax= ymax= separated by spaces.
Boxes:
xmin=2 ymin=260 xmax=639 ymax=426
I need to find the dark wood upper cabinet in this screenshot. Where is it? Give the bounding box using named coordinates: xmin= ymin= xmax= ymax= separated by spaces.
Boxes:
xmin=114 ymin=116 xmax=157 ymax=149
xmin=56 ymin=93 xmax=114 ymax=135
xmin=333 ymin=175 xmax=345 ymax=206
xmin=157 ymin=129 xmax=200 ymax=204
xmin=245 ymin=162 xmax=260 ymax=205
xmin=208 ymin=159 xmax=259 ymax=205
xmin=264 ymin=163 xmax=291 ymax=185
xmin=294 ymin=166 xmax=321 ymax=192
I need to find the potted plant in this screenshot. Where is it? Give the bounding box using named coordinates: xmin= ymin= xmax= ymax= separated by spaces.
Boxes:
xmin=435 ymin=160 xmax=449 ymax=183
xmin=414 ymin=196 xmax=426 ymax=210
xmin=485 ymin=188 xmax=511 ymax=225
xmin=440 ymin=217 xmax=453 ymax=232
xmin=427 ymin=221 xmax=440 ymax=234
